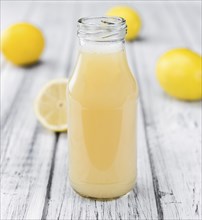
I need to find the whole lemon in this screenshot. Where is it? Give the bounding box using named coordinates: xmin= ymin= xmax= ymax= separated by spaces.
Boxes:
xmin=156 ymin=48 xmax=202 ymax=100
xmin=1 ymin=23 xmax=44 ymax=66
xmin=107 ymin=6 xmax=141 ymax=41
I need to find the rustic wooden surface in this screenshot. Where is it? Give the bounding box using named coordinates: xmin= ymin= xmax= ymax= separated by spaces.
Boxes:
xmin=1 ymin=1 xmax=201 ymax=220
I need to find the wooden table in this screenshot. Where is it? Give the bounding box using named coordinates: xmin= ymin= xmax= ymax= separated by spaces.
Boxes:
xmin=1 ymin=1 xmax=201 ymax=220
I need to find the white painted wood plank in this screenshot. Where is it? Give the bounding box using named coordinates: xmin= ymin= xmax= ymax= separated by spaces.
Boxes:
xmin=1 ymin=1 xmax=32 ymax=30
xmin=128 ymin=1 xmax=201 ymax=219
xmin=1 ymin=2 xmax=77 ymax=220
xmin=173 ymin=1 xmax=201 ymax=53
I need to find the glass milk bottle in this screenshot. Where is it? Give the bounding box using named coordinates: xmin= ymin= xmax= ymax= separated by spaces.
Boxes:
xmin=67 ymin=17 xmax=138 ymax=199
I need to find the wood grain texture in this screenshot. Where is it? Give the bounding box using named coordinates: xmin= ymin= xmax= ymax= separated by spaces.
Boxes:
xmin=1 ymin=1 xmax=201 ymax=220
xmin=128 ymin=2 xmax=201 ymax=220
xmin=1 ymin=2 xmax=77 ymax=219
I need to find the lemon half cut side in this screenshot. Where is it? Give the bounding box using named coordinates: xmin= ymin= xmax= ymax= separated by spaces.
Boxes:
xmin=35 ymin=79 xmax=68 ymax=132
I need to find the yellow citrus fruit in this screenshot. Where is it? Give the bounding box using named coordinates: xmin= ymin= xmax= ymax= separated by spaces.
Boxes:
xmin=1 ymin=22 xmax=44 ymax=66
xmin=107 ymin=6 xmax=141 ymax=41
xmin=156 ymin=48 xmax=202 ymax=100
xmin=35 ymin=79 xmax=68 ymax=132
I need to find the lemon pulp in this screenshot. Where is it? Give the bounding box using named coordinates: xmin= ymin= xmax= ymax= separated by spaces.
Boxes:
xmin=35 ymin=79 xmax=68 ymax=132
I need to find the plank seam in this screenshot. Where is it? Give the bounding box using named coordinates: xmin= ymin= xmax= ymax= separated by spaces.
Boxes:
xmin=128 ymin=46 xmax=164 ymax=220
xmin=42 ymin=133 xmax=59 ymax=220
xmin=21 ymin=126 xmax=39 ymax=220
xmin=139 ymin=93 xmax=164 ymax=220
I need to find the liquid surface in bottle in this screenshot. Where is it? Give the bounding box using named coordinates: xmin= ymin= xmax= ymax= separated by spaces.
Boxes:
xmin=67 ymin=46 xmax=138 ymax=199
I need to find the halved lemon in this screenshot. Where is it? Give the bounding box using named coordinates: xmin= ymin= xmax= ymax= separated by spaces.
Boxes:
xmin=35 ymin=79 xmax=68 ymax=132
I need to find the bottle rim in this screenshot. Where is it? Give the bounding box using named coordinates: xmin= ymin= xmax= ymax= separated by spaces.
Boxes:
xmin=77 ymin=16 xmax=127 ymax=42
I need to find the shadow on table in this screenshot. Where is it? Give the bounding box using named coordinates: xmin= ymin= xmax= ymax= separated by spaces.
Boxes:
xmin=21 ymin=60 xmax=44 ymax=69
xmin=127 ymin=36 xmax=146 ymax=43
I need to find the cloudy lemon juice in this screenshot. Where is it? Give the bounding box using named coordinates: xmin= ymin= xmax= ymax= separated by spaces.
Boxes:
xmin=67 ymin=17 xmax=138 ymax=199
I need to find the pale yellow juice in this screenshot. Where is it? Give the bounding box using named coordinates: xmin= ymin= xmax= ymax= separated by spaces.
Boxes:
xmin=67 ymin=46 xmax=138 ymax=199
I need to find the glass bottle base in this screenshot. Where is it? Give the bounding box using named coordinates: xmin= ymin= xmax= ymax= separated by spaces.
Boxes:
xmin=70 ymin=178 xmax=136 ymax=200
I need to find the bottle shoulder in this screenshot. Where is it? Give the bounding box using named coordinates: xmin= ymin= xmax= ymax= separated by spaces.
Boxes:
xmin=68 ymin=51 xmax=138 ymax=107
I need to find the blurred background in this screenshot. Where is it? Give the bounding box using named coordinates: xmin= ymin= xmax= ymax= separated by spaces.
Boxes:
xmin=2 ymin=1 xmax=201 ymax=65
xmin=1 ymin=1 xmax=201 ymax=131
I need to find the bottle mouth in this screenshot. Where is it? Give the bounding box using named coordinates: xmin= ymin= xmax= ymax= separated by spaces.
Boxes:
xmin=77 ymin=17 xmax=127 ymax=42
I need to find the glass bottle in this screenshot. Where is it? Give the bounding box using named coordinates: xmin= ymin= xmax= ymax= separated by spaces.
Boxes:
xmin=67 ymin=17 xmax=138 ymax=199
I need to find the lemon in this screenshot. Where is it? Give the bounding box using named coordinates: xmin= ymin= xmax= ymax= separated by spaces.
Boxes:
xmin=35 ymin=79 xmax=68 ymax=132
xmin=107 ymin=6 xmax=141 ymax=41
xmin=1 ymin=22 xmax=44 ymax=66
xmin=156 ymin=48 xmax=202 ymax=100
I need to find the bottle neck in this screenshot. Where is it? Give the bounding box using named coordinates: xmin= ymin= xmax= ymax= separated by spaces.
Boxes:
xmin=79 ymin=39 xmax=125 ymax=53
xmin=77 ymin=17 xmax=127 ymax=53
